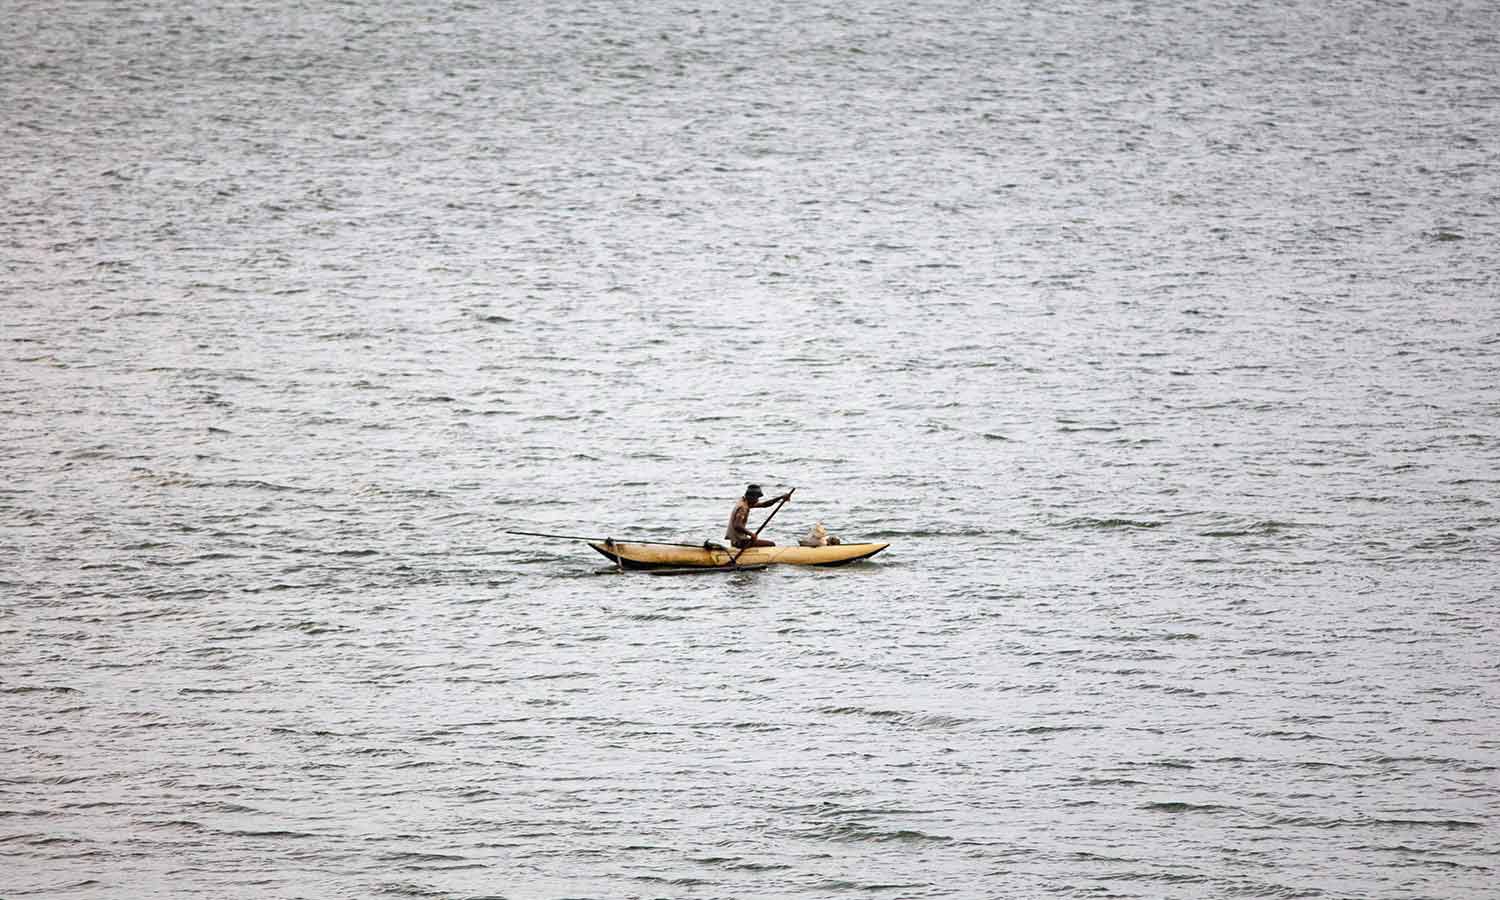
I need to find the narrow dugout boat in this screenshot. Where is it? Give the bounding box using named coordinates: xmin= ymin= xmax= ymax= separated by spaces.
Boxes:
xmin=590 ymin=540 xmax=889 ymax=571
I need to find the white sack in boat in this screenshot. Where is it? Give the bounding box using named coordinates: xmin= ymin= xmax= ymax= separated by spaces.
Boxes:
xmin=800 ymin=523 xmax=840 ymax=547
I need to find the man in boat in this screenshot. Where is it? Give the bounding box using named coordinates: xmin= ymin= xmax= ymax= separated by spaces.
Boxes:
xmin=726 ymin=484 xmax=791 ymax=549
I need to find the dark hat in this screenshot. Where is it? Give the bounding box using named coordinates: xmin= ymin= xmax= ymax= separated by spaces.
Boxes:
xmin=745 ymin=483 xmax=763 ymax=498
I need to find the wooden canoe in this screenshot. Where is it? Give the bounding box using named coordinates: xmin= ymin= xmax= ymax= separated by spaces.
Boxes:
xmin=589 ymin=540 xmax=889 ymax=571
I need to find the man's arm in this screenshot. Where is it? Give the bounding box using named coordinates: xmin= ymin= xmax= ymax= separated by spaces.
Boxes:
xmin=753 ymin=493 xmax=791 ymax=508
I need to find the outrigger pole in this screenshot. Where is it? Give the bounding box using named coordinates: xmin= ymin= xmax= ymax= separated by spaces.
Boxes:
xmin=504 ymin=530 xmax=719 ymax=549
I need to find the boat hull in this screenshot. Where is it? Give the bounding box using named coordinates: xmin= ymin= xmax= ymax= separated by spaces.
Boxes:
xmin=589 ymin=541 xmax=889 ymax=570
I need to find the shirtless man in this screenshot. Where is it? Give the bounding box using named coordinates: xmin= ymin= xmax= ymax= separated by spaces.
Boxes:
xmin=726 ymin=484 xmax=792 ymax=549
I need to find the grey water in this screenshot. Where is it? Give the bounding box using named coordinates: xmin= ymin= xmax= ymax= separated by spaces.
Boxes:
xmin=3 ymin=1 xmax=1498 ymax=897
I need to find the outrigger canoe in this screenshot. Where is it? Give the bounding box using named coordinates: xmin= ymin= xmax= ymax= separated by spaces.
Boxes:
xmin=589 ymin=540 xmax=889 ymax=571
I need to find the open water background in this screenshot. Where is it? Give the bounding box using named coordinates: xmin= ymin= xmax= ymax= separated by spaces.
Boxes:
xmin=3 ymin=1 xmax=1499 ymax=897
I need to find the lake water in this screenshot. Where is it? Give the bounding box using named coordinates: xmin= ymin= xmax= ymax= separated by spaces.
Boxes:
xmin=3 ymin=1 xmax=1498 ymax=897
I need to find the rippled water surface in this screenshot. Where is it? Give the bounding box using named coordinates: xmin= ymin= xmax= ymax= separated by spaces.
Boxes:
xmin=4 ymin=1 xmax=1499 ymax=897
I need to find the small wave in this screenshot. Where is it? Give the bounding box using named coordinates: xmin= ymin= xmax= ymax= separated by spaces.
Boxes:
xmin=1069 ymin=850 xmax=1142 ymax=863
xmin=1063 ymin=516 xmax=1163 ymax=530
xmin=243 ymin=581 xmax=330 ymax=594
xmin=1158 ymin=685 xmax=1208 ymax=696
xmin=1092 ymin=631 xmax=1198 ymax=642
xmin=1273 ymin=815 xmax=1481 ymax=830
xmin=128 ymin=469 xmax=327 ymax=494
xmin=1200 ymin=520 xmax=1294 ymax=537
xmin=631 ymin=875 xmax=714 ymax=887
xmin=1250 ymin=730 xmax=1334 ymax=741
xmin=1016 ymin=723 xmax=1101 ymax=735
xmin=1095 ymin=870 xmax=1211 ymax=885
xmin=5 ymin=774 xmax=95 ymax=786
xmin=862 ymin=526 xmax=1007 ymax=539
xmin=808 ymin=821 xmax=953 ymax=844
xmin=11 ymin=880 xmax=104 ymax=893
xmin=626 ymin=612 xmax=689 ymax=622
xmin=143 ymin=819 xmax=206 ymax=831
xmin=1244 ymin=647 xmax=1317 ymax=658
xmin=522 ymin=670 xmax=595 ymax=681
xmin=817 ymin=880 xmax=934 ymax=892
xmin=14 ymin=834 xmax=84 ymax=846
xmin=221 ymin=478 xmax=329 ymax=493
xmin=379 ymin=851 xmax=471 ymax=863
xmin=1367 ymin=754 xmax=1466 ymax=767
xmin=184 ymin=801 xmax=261 ymax=814
xmin=289 ymin=620 xmax=355 ymax=634
xmin=1 ymin=685 xmax=81 ymax=694
xmin=1369 ymin=818 xmax=1483 ymax=830
xmin=816 ymin=706 xmax=975 ymax=729
xmin=729 ymin=860 xmax=792 ymax=872
xmin=1141 ymin=801 xmax=1234 ymax=814
xmin=377 ymin=882 xmax=447 ymax=897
